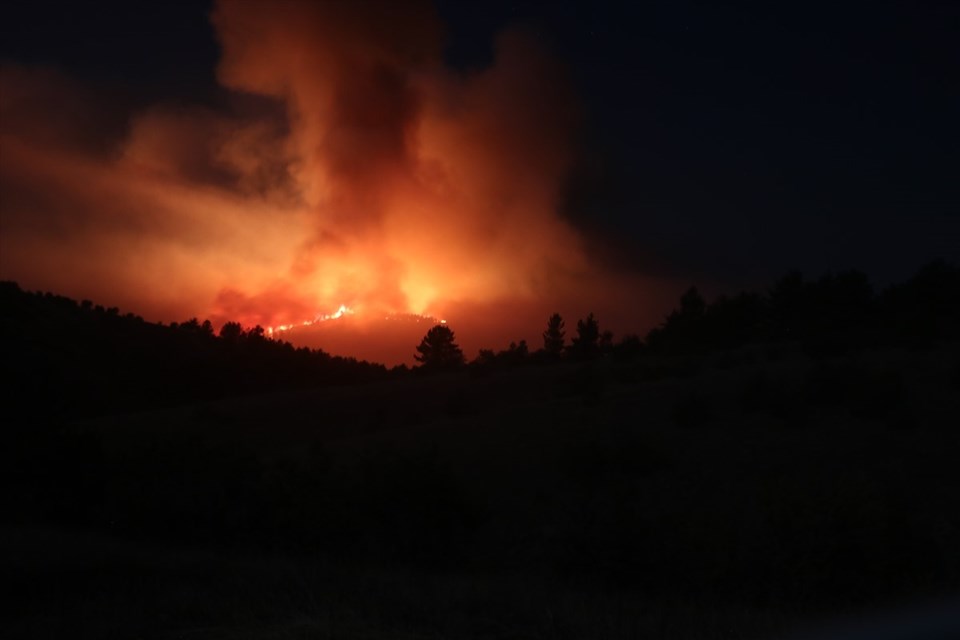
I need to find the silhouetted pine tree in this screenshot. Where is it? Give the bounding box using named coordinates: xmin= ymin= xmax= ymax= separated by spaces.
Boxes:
xmin=543 ymin=313 xmax=565 ymax=357
xmin=414 ymin=325 xmax=465 ymax=371
xmin=569 ymin=313 xmax=601 ymax=359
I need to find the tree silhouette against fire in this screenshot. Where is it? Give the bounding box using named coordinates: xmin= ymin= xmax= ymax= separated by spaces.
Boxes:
xmin=414 ymin=324 xmax=465 ymax=371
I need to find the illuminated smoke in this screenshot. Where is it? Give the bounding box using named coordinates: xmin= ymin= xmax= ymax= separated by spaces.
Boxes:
xmin=0 ymin=1 xmax=670 ymax=363
xmin=209 ymin=0 xmax=588 ymax=318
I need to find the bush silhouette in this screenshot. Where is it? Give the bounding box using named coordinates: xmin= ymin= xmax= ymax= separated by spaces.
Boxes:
xmin=647 ymin=286 xmax=709 ymax=354
xmin=469 ymin=339 xmax=529 ymax=373
xmin=414 ymin=324 xmax=465 ymax=370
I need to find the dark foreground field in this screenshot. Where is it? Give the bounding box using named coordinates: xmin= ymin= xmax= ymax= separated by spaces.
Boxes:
xmin=5 ymin=342 xmax=960 ymax=639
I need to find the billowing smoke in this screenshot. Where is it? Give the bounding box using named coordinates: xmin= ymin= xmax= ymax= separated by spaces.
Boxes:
xmin=209 ymin=0 xmax=590 ymax=316
xmin=0 ymin=0 xmax=670 ymax=363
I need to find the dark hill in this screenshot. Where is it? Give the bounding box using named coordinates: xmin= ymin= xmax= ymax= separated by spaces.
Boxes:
xmin=0 ymin=281 xmax=389 ymax=423
xmin=3 ymin=263 xmax=960 ymax=638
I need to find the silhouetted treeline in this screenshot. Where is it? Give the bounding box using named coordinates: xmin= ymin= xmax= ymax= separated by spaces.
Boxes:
xmin=469 ymin=260 xmax=960 ymax=372
xmin=0 ymin=282 xmax=388 ymax=421
xmin=4 ymin=260 xmax=957 ymax=418
xmin=646 ymin=261 xmax=959 ymax=357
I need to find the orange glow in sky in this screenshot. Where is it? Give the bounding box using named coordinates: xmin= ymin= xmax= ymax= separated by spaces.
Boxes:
xmin=0 ymin=0 xmax=672 ymax=364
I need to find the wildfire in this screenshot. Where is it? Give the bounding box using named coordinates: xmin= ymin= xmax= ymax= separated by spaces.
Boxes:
xmin=316 ymin=304 xmax=353 ymax=322
xmin=266 ymin=305 xmax=446 ymax=338
xmin=266 ymin=303 xmax=354 ymax=336
xmin=0 ymin=0 xmax=620 ymax=367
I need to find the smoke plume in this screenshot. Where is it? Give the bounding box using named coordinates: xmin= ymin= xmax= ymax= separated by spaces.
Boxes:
xmin=0 ymin=0 xmax=668 ymax=363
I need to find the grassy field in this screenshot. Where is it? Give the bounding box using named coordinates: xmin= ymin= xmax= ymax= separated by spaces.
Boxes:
xmin=5 ymin=342 xmax=960 ymax=638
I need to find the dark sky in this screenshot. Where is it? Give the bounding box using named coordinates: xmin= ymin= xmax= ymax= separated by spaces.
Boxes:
xmin=2 ymin=0 xmax=958 ymax=289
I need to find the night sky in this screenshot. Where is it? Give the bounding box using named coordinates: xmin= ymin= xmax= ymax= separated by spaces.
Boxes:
xmin=1 ymin=0 xmax=958 ymax=361
xmin=439 ymin=1 xmax=959 ymax=284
